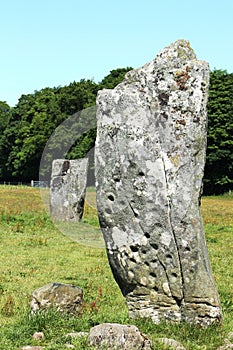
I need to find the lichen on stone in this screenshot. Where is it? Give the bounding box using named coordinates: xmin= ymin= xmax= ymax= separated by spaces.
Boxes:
xmin=95 ymin=39 xmax=222 ymax=326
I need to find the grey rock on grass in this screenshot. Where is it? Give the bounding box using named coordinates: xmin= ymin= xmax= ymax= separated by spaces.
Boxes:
xmin=30 ymin=282 xmax=83 ymax=315
xmin=156 ymin=337 xmax=186 ymax=350
xmin=88 ymin=323 xmax=151 ymax=349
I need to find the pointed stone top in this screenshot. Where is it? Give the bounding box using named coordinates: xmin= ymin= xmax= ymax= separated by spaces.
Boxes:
xmin=119 ymin=39 xmax=202 ymax=90
xmin=158 ymin=39 xmax=197 ymax=62
xmin=152 ymin=39 xmax=197 ymax=69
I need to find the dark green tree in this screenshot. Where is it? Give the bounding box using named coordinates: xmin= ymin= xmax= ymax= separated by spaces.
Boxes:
xmin=0 ymin=101 xmax=11 ymax=132
xmin=99 ymin=67 xmax=133 ymax=89
xmin=204 ymin=70 xmax=233 ymax=194
xmin=0 ymin=79 xmax=99 ymax=181
xmin=0 ymin=102 xmax=12 ymax=179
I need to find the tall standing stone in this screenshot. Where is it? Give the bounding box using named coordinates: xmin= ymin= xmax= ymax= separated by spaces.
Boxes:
xmin=50 ymin=158 xmax=88 ymax=221
xmin=95 ymin=40 xmax=222 ymax=325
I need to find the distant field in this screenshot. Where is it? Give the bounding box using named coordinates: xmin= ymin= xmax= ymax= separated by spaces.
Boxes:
xmin=86 ymin=186 xmax=97 ymax=208
xmin=201 ymin=195 xmax=233 ymax=226
xmin=0 ymin=186 xmax=232 ymax=349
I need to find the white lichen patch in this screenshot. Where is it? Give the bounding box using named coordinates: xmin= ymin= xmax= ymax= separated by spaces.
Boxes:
xmin=160 ymin=231 xmax=172 ymax=247
xmin=162 ymin=282 xmax=172 ymax=296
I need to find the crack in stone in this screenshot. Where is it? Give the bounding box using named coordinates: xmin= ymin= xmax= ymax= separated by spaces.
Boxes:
xmin=161 ymin=154 xmax=184 ymax=306
xmin=127 ymin=200 xmax=145 ymax=237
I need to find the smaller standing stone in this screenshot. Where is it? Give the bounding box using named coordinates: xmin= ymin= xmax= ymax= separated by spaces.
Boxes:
xmin=50 ymin=158 xmax=88 ymax=221
xmin=30 ymin=282 xmax=83 ymax=315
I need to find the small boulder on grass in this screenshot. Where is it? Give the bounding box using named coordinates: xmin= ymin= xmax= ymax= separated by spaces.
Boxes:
xmin=30 ymin=282 xmax=83 ymax=315
xmin=88 ymin=323 xmax=151 ymax=349
xmin=32 ymin=332 xmax=45 ymax=341
xmin=155 ymin=338 xmax=186 ymax=350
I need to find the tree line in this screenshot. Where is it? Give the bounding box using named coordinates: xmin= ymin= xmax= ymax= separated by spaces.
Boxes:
xmin=0 ymin=68 xmax=232 ymax=195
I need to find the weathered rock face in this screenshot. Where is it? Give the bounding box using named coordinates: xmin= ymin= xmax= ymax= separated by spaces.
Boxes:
xmin=30 ymin=282 xmax=83 ymax=315
xmin=95 ymin=40 xmax=222 ymax=325
xmin=88 ymin=323 xmax=151 ymax=350
xmin=50 ymin=158 xmax=88 ymax=221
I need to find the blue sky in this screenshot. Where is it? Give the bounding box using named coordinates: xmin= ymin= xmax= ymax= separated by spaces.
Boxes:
xmin=1 ymin=0 xmax=233 ymax=106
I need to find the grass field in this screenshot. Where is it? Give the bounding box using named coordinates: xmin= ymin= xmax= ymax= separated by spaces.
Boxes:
xmin=0 ymin=186 xmax=232 ymax=349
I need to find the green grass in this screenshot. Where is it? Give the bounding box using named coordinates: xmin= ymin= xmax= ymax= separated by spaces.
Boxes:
xmin=0 ymin=186 xmax=232 ymax=349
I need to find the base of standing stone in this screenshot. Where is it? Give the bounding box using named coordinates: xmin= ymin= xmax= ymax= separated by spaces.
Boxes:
xmin=127 ymin=292 xmax=182 ymax=324
xmin=127 ymin=295 xmax=222 ymax=325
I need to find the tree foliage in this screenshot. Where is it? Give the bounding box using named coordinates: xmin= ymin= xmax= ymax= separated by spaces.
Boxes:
xmin=0 ymin=101 xmax=11 ymax=130
xmin=0 ymin=80 xmax=99 ymax=181
xmin=0 ymin=67 xmax=232 ymax=195
xmin=204 ymin=70 xmax=233 ymax=194
xmin=0 ymin=68 xmax=132 ymax=182
xmin=98 ymin=67 xmax=133 ymax=89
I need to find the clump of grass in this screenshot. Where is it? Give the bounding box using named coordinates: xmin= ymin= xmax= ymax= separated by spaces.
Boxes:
xmin=1 ymin=294 xmax=15 ymax=317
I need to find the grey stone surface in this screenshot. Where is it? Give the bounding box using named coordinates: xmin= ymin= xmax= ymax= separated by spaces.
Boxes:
xmin=88 ymin=323 xmax=151 ymax=349
xmin=30 ymin=282 xmax=83 ymax=315
xmin=218 ymin=342 xmax=233 ymax=350
xmin=50 ymin=158 xmax=88 ymax=221
xmin=95 ymin=39 xmax=222 ymax=325
xmin=218 ymin=333 xmax=233 ymax=350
